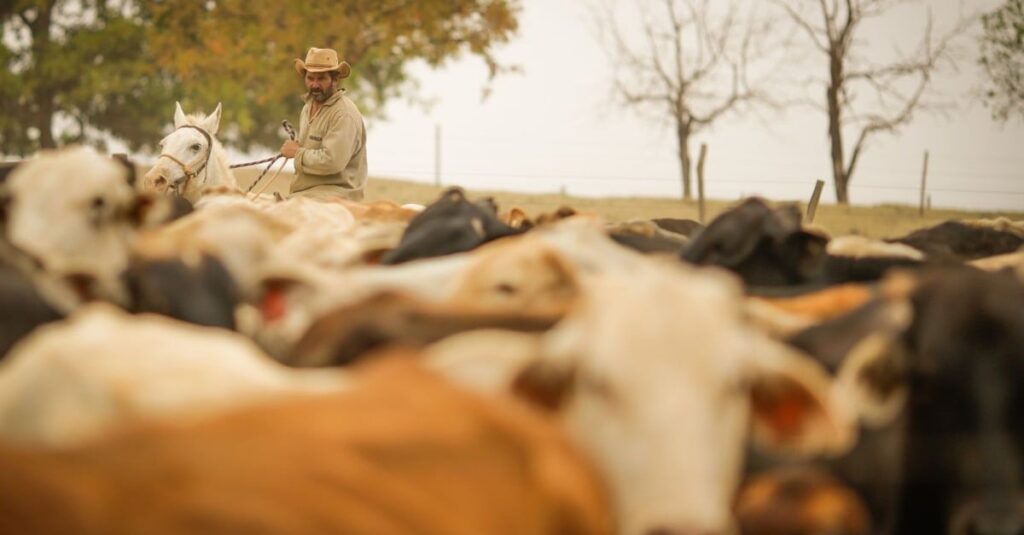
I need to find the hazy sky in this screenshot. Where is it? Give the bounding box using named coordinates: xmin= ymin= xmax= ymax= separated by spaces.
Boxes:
xmin=364 ymin=0 xmax=1024 ymax=211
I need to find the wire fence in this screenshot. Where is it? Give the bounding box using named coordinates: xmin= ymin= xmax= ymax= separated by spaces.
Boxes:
xmin=369 ymin=166 xmax=1024 ymax=197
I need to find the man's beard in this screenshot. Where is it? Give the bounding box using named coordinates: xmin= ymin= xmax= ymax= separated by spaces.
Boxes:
xmin=308 ymin=85 xmax=335 ymax=103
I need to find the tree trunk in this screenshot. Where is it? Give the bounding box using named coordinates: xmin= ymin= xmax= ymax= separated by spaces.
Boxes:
xmin=826 ymin=49 xmax=849 ymax=204
xmin=676 ymin=121 xmax=693 ymax=200
xmin=37 ymin=98 xmax=56 ymax=149
xmin=30 ymin=2 xmax=57 ymax=150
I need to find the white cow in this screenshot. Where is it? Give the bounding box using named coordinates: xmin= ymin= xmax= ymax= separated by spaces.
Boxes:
xmin=1 ymin=146 xmax=146 ymax=310
xmin=426 ymin=226 xmax=854 ymax=535
xmin=0 ymin=303 xmax=348 ymax=447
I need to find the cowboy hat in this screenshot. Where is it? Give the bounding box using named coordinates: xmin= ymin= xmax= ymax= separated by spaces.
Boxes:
xmin=294 ymin=47 xmax=351 ymax=78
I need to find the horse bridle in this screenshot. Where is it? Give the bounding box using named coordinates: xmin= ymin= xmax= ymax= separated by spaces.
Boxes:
xmin=157 ymin=124 xmax=213 ymax=195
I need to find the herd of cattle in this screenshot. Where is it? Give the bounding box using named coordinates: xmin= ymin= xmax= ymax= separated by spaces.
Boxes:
xmin=1 ymin=145 xmax=1023 ymax=535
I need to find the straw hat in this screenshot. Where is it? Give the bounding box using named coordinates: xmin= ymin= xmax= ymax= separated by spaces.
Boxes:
xmin=294 ymin=47 xmax=351 ymax=78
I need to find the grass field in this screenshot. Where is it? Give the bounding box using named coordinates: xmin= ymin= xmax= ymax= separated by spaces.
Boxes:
xmin=235 ymin=168 xmax=1024 ymax=240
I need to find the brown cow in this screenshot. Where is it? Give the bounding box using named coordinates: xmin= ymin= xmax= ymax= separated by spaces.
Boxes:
xmin=0 ymin=356 xmax=612 ymax=535
xmin=286 ymin=290 xmax=563 ymax=367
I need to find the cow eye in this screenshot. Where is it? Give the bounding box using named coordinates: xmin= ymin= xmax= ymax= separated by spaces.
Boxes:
xmin=190 ymin=143 xmax=202 ymax=152
xmin=579 ymin=374 xmax=617 ymax=403
xmin=495 ymin=282 xmax=518 ymax=295
xmin=89 ymin=196 xmax=109 ymax=225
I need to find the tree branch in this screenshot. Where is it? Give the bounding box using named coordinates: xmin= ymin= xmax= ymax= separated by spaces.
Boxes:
xmin=770 ymin=0 xmax=830 ymax=53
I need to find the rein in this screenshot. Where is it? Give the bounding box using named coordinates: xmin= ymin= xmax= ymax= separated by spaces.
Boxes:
xmin=243 ymin=120 xmax=298 ymax=195
xmin=157 ymin=124 xmax=213 ymax=196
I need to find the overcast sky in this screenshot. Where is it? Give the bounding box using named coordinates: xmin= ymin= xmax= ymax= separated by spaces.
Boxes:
xmin=364 ymin=0 xmax=1024 ymax=211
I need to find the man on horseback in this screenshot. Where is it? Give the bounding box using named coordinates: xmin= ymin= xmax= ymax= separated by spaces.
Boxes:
xmin=280 ymin=47 xmax=368 ymax=201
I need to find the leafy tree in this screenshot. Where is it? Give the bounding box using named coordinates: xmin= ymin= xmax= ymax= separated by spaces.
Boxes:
xmin=1 ymin=0 xmax=176 ymax=155
xmin=144 ymin=0 xmax=521 ymax=152
xmin=979 ymin=0 xmax=1024 ymax=122
xmin=1 ymin=0 xmax=520 ymax=157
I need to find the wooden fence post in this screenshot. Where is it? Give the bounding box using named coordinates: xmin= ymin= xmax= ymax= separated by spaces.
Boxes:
xmin=696 ymin=143 xmax=707 ymax=223
xmin=434 ymin=124 xmax=442 ymax=187
xmin=807 ymin=179 xmax=825 ymax=223
xmin=919 ymin=150 xmax=929 ymax=216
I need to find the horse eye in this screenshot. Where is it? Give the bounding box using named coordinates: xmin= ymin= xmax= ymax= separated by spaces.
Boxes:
xmin=190 ymin=143 xmax=202 ymax=152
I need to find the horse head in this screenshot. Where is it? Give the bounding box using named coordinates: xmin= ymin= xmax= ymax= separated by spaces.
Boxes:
xmin=142 ymin=102 xmax=238 ymax=203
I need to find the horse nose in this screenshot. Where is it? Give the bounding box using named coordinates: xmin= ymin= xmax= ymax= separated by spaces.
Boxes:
xmin=142 ymin=169 xmax=169 ymax=191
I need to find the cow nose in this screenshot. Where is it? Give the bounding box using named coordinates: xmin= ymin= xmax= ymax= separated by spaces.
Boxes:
xmin=64 ymin=272 xmax=97 ymax=301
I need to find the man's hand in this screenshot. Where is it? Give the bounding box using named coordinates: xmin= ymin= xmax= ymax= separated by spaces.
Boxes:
xmin=280 ymin=140 xmax=300 ymax=159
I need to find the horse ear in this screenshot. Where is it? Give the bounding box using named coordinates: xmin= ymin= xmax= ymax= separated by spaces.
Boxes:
xmin=203 ymin=103 xmax=222 ymax=135
xmin=173 ymin=101 xmax=187 ymax=128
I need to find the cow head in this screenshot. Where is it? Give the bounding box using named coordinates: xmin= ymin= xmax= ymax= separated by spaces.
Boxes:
xmin=452 ymin=235 xmax=581 ymax=316
xmin=380 ymin=187 xmax=523 ymax=265
xmin=507 ymin=262 xmax=852 ymax=535
xmin=896 ymin=267 xmax=1024 ymax=534
xmin=0 ymin=146 xmax=158 ymax=309
xmin=682 ymin=197 xmax=828 ymax=287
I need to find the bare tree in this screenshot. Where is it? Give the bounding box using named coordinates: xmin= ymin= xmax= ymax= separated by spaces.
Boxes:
xmin=772 ymin=0 xmax=972 ymax=204
xmin=591 ymin=0 xmax=783 ymax=200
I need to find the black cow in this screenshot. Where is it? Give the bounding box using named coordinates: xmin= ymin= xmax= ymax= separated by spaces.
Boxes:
xmin=681 ymin=198 xmax=945 ymax=291
xmin=652 ymin=217 xmax=704 ymax=238
xmin=121 ymin=254 xmax=239 ymax=330
xmin=680 ymin=198 xmax=829 ymax=287
xmin=380 ymin=187 xmax=523 ymax=265
xmin=609 ymin=232 xmax=687 ymax=254
xmin=889 ymin=220 xmax=1024 ymax=261
xmin=893 ymin=267 xmax=1024 ymax=534
xmin=0 ymin=265 xmax=64 ymax=360
xmin=0 ymin=162 xmax=20 ymax=185
xmin=286 ymin=290 xmax=561 ymax=367
xmin=605 ymin=220 xmax=689 ymax=255
xmin=752 ymin=267 xmax=1024 ymax=534
xmin=818 ymin=253 xmax=925 ymax=285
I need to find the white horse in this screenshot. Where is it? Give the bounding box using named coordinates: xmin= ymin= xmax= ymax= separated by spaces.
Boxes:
xmin=142 ymin=102 xmax=244 ymax=204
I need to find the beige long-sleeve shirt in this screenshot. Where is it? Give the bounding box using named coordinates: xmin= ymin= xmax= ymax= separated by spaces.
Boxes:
xmin=290 ymin=90 xmax=367 ymax=200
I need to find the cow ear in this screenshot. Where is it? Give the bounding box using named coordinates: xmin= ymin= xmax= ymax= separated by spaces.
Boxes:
xmin=786 ymin=230 xmax=830 ymax=280
xmin=505 ymin=207 xmax=533 ymax=230
xmin=173 ymin=101 xmax=188 ymax=128
xmin=832 ymin=330 xmax=910 ymax=429
xmin=511 ymin=360 xmax=577 ymax=412
xmin=203 ymin=103 xmax=222 ymax=135
xmin=110 ymin=153 xmax=136 ymax=188
xmin=748 ymin=339 xmax=855 ymax=457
